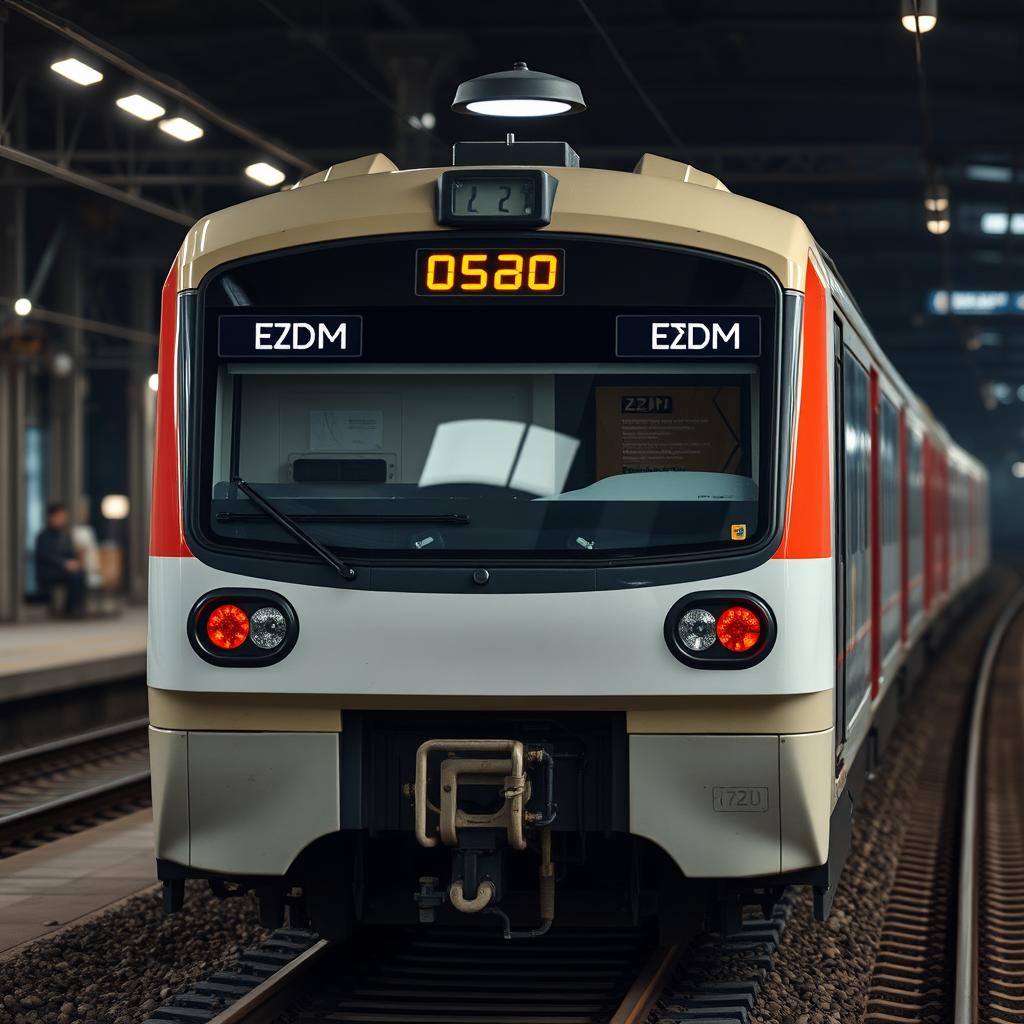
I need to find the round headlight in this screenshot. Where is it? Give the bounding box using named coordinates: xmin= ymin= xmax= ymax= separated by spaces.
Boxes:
xmin=678 ymin=608 xmax=717 ymax=651
xmin=716 ymin=605 xmax=762 ymax=653
xmin=206 ymin=604 xmax=250 ymax=650
xmin=250 ymin=606 xmax=287 ymax=650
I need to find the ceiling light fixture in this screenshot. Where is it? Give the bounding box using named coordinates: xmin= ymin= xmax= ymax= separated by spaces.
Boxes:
xmin=159 ymin=116 xmax=204 ymax=142
xmin=13 ymin=297 xmax=32 ymax=316
xmin=452 ymin=62 xmax=586 ymax=118
xmin=116 ymin=94 xmax=166 ymax=121
xmin=245 ymin=162 xmax=286 ymax=187
xmin=50 ymin=57 xmax=103 ymax=86
xmin=901 ymin=0 xmax=937 ymax=32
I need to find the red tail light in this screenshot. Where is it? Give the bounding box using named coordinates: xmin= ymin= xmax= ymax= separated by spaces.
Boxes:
xmin=206 ymin=604 xmax=250 ymax=650
xmin=716 ymin=606 xmax=762 ymax=653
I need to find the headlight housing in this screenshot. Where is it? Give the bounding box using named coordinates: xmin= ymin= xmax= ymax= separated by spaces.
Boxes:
xmin=664 ymin=591 xmax=776 ymax=668
xmin=189 ymin=589 xmax=298 ymax=666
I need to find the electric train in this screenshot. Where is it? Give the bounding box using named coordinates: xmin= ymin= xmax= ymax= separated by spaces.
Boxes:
xmin=148 ymin=139 xmax=989 ymax=940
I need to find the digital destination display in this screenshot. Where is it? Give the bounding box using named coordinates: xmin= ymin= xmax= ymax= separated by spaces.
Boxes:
xmin=218 ymin=315 xmax=363 ymax=358
xmin=615 ymin=315 xmax=761 ymax=358
xmin=416 ymin=249 xmax=564 ymax=296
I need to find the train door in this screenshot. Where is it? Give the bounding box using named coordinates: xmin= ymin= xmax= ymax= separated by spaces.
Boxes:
xmin=833 ymin=319 xmax=847 ymax=751
xmin=840 ymin=345 xmax=872 ymax=733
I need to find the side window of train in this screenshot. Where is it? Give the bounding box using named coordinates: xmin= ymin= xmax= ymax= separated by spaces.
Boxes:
xmin=841 ymin=346 xmax=871 ymax=729
xmin=906 ymin=427 xmax=924 ymax=626
xmin=833 ymin=319 xmax=846 ymax=748
xmin=879 ymin=394 xmax=901 ymax=661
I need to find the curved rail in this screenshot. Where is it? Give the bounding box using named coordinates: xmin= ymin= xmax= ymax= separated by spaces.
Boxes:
xmin=954 ymin=587 xmax=1024 ymax=1024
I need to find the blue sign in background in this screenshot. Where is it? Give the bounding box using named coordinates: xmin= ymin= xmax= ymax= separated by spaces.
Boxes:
xmin=928 ymin=290 xmax=1024 ymax=316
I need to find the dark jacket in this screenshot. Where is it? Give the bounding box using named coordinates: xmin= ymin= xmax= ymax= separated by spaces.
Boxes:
xmin=35 ymin=527 xmax=75 ymax=584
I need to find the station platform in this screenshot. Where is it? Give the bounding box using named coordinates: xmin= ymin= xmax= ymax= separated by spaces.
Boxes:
xmin=0 ymin=809 xmax=155 ymax=955
xmin=0 ymin=606 xmax=147 ymax=701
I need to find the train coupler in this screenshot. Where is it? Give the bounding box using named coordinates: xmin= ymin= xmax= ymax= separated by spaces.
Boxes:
xmin=409 ymin=738 xmax=558 ymax=935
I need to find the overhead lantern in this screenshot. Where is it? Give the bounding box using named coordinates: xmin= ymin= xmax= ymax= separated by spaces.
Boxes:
xmin=901 ymin=0 xmax=937 ymax=33
xmin=451 ymin=62 xmax=586 ymax=118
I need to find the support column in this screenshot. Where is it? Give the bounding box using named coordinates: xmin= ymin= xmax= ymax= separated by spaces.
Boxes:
xmin=126 ymin=266 xmax=156 ymax=603
xmin=51 ymin=237 xmax=85 ymax=523
xmin=0 ymin=364 xmax=25 ymax=622
xmin=0 ymin=181 xmax=27 ymax=621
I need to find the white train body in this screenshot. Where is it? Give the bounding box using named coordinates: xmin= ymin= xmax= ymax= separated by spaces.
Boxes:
xmin=148 ymin=150 xmax=988 ymax=934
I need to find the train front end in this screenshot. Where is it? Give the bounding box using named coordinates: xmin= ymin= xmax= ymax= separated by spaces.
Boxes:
xmin=148 ymin=151 xmax=837 ymax=938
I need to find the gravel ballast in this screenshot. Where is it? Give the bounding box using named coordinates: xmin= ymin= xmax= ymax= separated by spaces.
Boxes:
xmin=749 ymin=576 xmax=1012 ymax=1024
xmin=0 ymin=882 xmax=267 ymax=1024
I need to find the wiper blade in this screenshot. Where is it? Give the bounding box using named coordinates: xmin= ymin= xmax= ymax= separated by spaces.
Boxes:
xmin=217 ymin=512 xmax=471 ymax=525
xmin=231 ymin=478 xmax=357 ymax=581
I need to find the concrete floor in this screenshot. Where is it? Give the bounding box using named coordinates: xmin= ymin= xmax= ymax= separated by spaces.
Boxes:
xmin=0 ymin=809 xmax=155 ymax=954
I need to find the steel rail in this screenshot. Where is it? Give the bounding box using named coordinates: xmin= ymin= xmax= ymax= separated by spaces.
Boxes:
xmin=0 ymin=770 xmax=151 ymax=830
xmin=197 ymin=936 xmax=678 ymax=1024
xmin=0 ymin=716 xmax=149 ymax=768
xmin=953 ymin=586 xmax=1024 ymax=1024
xmin=206 ymin=940 xmax=331 ymax=1024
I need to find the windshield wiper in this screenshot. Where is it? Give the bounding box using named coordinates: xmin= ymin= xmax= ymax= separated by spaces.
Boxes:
xmin=231 ymin=478 xmax=357 ymax=581
xmin=217 ymin=512 xmax=470 ymax=525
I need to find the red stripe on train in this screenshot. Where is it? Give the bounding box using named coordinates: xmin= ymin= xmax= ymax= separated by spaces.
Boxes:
xmin=773 ymin=257 xmax=831 ymax=560
xmin=150 ymin=261 xmax=193 ymax=558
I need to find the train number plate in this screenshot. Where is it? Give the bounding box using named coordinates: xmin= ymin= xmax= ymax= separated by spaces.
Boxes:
xmin=712 ymin=786 xmax=770 ymax=812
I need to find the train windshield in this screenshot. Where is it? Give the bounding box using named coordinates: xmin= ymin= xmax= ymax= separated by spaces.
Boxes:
xmin=196 ymin=235 xmax=780 ymax=562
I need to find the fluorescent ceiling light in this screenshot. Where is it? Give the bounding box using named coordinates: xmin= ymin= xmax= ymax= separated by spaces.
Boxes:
xmin=116 ymin=94 xmax=166 ymax=121
xmin=966 ymin=164 xmax=1012 ymax=183
xmin=50 ymin=57 xmax=103 ymax=86
xmin=980 ymin=212 xmax=1024 ymax=235
xmin=159 ymin=116 xmax=204 ymax=142
xmin=465 ymin=98 xmax=572 ymax=117
xmin=245 ymin=162 xmax=286 ymax=187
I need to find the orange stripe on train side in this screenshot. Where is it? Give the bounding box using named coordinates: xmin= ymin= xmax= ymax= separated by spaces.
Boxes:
xmin=150 ymin=261 xmax=193 ymax=557
xmin=773 ymin=258 xmax=831 ymax=559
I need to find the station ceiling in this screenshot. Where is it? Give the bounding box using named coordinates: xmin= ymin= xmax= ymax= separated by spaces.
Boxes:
xmin=2 ymin=0 xmax=1023 ymax=508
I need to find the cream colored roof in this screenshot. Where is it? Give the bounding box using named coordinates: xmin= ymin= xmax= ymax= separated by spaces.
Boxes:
xmin=175 ymin=153 xmax=815 ymax=291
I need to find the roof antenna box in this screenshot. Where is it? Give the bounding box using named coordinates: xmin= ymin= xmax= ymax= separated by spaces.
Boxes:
xmin=452 ymin=133 xmax=579 ymax=168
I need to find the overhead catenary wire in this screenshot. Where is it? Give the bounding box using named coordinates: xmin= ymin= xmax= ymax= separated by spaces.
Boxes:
xmin=255 ymin=0 xmax=445 ymax=149
xmin=575 ymin=0 xmax=683 ymax=149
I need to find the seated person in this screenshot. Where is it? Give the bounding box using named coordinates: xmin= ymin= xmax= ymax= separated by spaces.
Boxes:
xmin=35 ymin=501 xmax=86 ymax=617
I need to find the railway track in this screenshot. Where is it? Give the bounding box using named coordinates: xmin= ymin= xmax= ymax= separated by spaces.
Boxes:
xmin=0 ymin=716 xmax=151 ymax=853
xmin=864 ymin=587 xmax=1024 ymax=1024
xmin=144 ymin=895 xmax=797 ymax=1024
xmin=957 ymin=591 xmax=1024 ymax=1024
